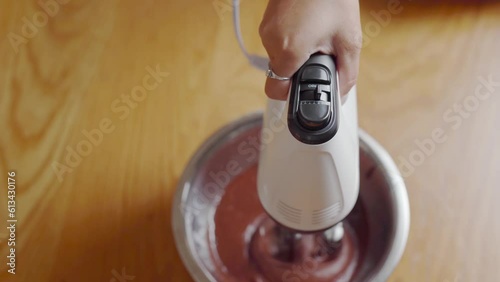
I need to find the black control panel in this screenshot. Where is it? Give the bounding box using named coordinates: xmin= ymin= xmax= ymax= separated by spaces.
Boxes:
xmin=287 ymin=55 xmax=339 ymax=145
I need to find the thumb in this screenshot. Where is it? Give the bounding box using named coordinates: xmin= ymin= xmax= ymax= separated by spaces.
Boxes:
xmin=334 ymin=33 xmax=362 ymax=97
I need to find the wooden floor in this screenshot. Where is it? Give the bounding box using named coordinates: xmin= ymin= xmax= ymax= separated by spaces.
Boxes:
xmin=0 ymin=0 xmax=499 ymax=281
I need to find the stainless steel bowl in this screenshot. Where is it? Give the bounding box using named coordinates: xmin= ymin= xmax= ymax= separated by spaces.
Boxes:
xmin=172 ymin=112 xmax=410 ymax=282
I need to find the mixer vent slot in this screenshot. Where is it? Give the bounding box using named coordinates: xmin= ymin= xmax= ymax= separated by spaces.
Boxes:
xmin=312 ymin=202 xmax=341 ymax=225
xmin=277 ymin=201 xmax=302 ymax=224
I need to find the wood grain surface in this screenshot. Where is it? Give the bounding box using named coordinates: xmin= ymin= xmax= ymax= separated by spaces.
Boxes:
xmin=0 ymin=0 xmax=499 ymax=281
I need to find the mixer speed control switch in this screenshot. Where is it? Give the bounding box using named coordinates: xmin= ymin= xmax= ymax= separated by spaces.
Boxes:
xmin=298 ymin=101 xmax=330 ymax=130
xmin=288 ymin=54 xmax=340 ymax=145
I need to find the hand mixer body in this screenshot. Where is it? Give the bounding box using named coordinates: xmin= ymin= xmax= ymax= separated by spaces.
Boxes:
xmin=257 ymin=55 xmax=360 ymax=232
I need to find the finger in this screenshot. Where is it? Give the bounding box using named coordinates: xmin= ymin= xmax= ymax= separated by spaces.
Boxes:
xmin=334 ymin=33 xmax=362 ymax=97
xmin=265 ymin=50 xmax=310 ymax=100
xmin=264 ymin=78 xmax=290 ymax=101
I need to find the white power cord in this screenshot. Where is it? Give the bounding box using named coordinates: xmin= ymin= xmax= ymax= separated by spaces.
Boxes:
xmin=232 ymin=0 xmax=269 ymax=71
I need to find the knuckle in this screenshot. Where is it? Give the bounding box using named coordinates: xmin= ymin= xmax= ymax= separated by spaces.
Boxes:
xmin=341 ymin=73 xmax=358 ymax=94
xmin=278 ymin=43 xmax=301 ymax=62
xmin=259 ymin=21 xmax=269 ymax=37
xmin=259 ymin=21 xmax=278 ymax=42
xmin=345 ymin=78 xmax=357 ymax=90
xmin=258 ymin=22 xmax=268 ymax=39
xmin=269 ymin=40 xmax=304 ymax=75
xmin=340 ymin=32 xmax=363 ymax=54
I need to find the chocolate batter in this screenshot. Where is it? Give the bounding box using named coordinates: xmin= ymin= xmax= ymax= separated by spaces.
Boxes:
xmin=210 ymin=165 xmax=369 ymax=282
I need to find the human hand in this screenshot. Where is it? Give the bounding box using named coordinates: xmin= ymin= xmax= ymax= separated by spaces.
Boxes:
xmin=259 ymin=0 xmax=362 ymax=100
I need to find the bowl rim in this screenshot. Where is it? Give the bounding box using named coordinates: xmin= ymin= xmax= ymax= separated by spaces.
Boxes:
xmin=172 ymin=112 xmax=410 ymax=282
